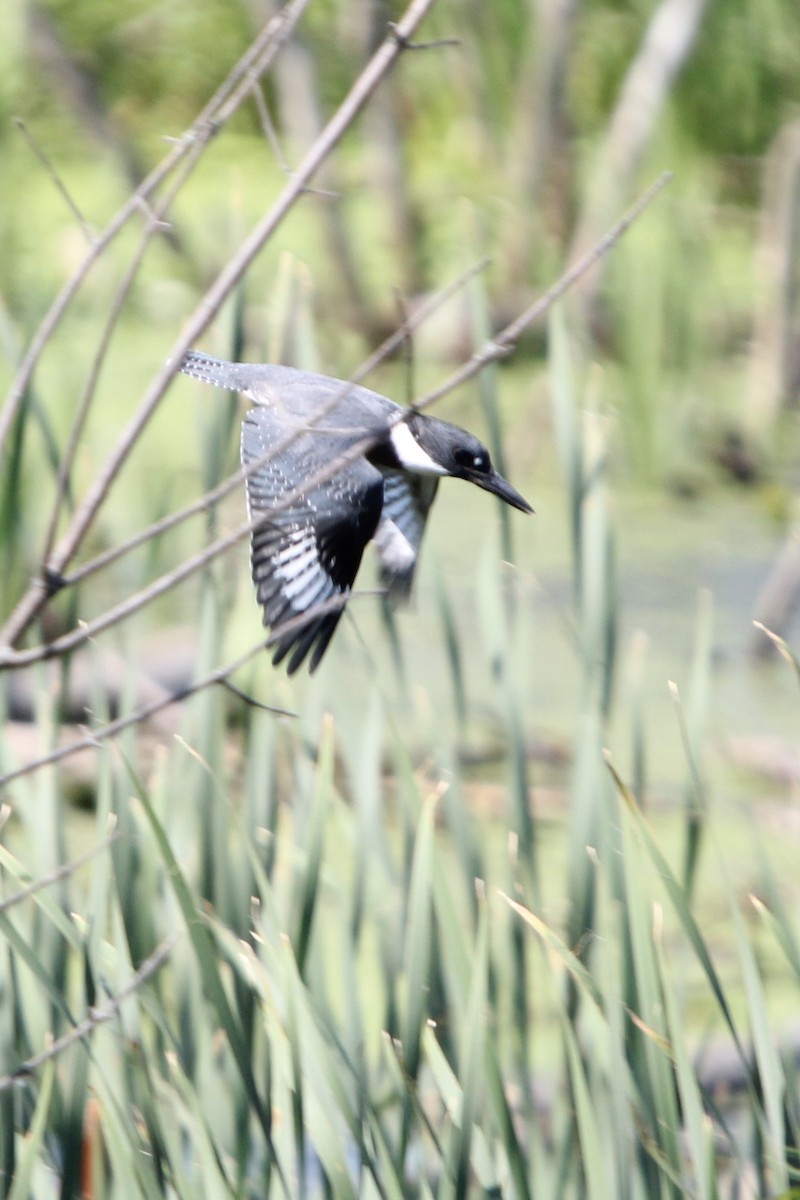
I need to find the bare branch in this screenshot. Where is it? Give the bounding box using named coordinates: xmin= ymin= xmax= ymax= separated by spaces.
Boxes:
xmin=0 ymin=637 xmax=297 ymax=789
xmin=216 ymin=678 xmax=283 ymax=712
xmin=387 ymin=23 xmax=459 ymax=51
xmin=0 ymin=178 xmax=671 ymax=785
xmin=0 ymin=0 xmax=441 ymax=653
xmin=0 ymin=828 xmax=120 ymax=915
xmin=0 ymin=0 xmax=311 ymax=462
xmin=42 ymin=7 xmax=318 ymax=565
xmin=57 ymin=256 xmax=491 ymax=592
xmin=0 ymin=173 xmax=669 ymax=672
xmin=413 ymin=171 xmax=673 ymax=412
xmin=252 ymin=81 xmax=291 ymax=175
xmin=0 ymin=936 xmax=176 ymax=1091
xmin=13 ymin=118 xmax=94 ymax=243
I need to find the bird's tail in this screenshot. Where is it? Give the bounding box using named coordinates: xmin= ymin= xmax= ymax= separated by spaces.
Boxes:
xmin=178 ymin=349 xmax=250 ymax=392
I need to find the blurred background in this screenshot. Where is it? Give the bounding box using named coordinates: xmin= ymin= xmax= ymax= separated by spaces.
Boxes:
xmin=3 ymin=1 xmax=800 ymax=1195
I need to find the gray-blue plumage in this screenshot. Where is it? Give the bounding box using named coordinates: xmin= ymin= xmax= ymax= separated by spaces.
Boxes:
xmin=180 ymin=350 xmax=532 ymax=673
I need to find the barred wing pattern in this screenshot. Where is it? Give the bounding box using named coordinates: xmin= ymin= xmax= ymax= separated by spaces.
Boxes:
xmin=373 ymin=470 xmax=439 ymax=602
xmin=241 ymin=407 xmax=383 ymax=673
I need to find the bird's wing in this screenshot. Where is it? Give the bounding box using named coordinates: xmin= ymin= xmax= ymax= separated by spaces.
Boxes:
xmin=241 ymin=407 xmax=384 ymax=674
xmin=373 ymin=469 xmax=439 ymax=603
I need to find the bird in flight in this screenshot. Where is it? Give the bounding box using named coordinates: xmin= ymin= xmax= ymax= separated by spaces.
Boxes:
xmin=180 ymin=351 xmax=532 ymax=673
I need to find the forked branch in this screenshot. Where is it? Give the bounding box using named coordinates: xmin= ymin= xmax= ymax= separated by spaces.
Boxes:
xmin=0 ymin=171 xmax=671 ymax=676
xmin=0 ymin=0 xmax=442 ymax=653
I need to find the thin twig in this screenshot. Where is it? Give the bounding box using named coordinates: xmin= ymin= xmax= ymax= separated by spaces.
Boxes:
xmin=0 ymin=637 xmax=292 ymax=788
xmin=40 ymin=4 xmax=313 ymax=565
xmin=0 ymin=0 xmax=311 ymax=462
xmin=387 ymin=23 xmax=459 ymax=51
xmin=252 ymin=82 xmax=291 ymax=174
xmin=413 ymin=170 xmax=674 ymax=413
xmin=393 ymin=288 xmax=416 ymax=402
xmin=13 ymin=118 xmax=94 ymax=243
xmin=0 ymin=173 xmax=670 ymax=671
xmin=216 ymin=678 xmax=282 ymax=712
xmin=0 ymin=178 xmax=672 ymax=785
xmin=0 ymin=935 xmax=176 ymax=1091
xmin=0 ymin=588 xmax=387 ymax=786
xmin=0 ymin=0 xmax=441 ymax=654
xmin=58 ymin=256 xmax=490 ymax=592
xmin=0 ymin=828 xmax=121 ymax=915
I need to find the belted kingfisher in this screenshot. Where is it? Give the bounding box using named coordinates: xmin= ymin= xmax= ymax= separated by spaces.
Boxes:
xmin=180 ymin=350 xmax=532 ymax=674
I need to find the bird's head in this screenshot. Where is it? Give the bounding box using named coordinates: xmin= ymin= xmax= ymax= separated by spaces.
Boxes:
xmin=424 ymin=419 xmax=533 ymax=514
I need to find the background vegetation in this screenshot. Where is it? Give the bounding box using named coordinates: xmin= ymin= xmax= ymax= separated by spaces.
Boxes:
xmin=2 ymin=0 xmax=800 ymax=1196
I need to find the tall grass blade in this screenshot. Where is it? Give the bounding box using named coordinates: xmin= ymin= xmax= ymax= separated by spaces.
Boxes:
xmin=437 ymin=579 xmax=467 ymax=731
xmin=131 ymin=763 xmax=275 ymax=1151
xmin=0 ymin=382 xmax=29 ymax=613
xmin=278 ymin=938 xmax=360 ymax=1200
xmin=423 ymin=1026 xmax=496 ymax=1196
xmin=292 ymin=715 xmax=335 ymax=974
xmin=346 ymin=690 xmax=389 ymax=943
xmin=0 ymin=842 xmax=83 ymax=946
xmin=0 ymin=908 xmax=79 ymax=1034
xmin=559 ymin=1007 xmax=613 ymax=1200
xmin=484 ymin=1045 xmax=532 ymax=1200
xmin=59 ymin=1040 xmax=92 ymax=1200
xmin=733 ymin=895 xmax=789 ymax=1194
xmin=674 ymin=588 xmax=713 ymax=900
xmin=7 ymin=1061 xmax=54 ymax=1200
xmin=398 ymin=792 xmax=437 ymax=1168
xmin=448 ymin=897 xmax=489 ymax=1199
xmin=503 ymin=889 xmax=603 ymax=1007
xmin=468 ymin=227 xmax=513 ymax=565
xmin=605 ymin=753 xmax=750 ymax=1073
xmin=90 ymin=1060 xmax=165 ymax=1200
xmin=625 ymin=630 xmax=649 ymax=806
xmin=752 ymin=622 xmax=800 ymax=685
xmin=656 ymin=932 xmax=720 ymax=1200
xmin=750 ymin=891 xmax=800 ymax=985
xmin=615 ymin=789 xmax=682 ymax=1195
xmin=548 ymin=308 xmax=582 ymax=580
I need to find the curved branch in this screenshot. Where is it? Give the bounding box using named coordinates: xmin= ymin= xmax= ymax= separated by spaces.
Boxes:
xmin=0 ymin=173 xmax=670 ymax=674
xmin=0 ymin=936 xmax=176 ymax=1091
xmin=0 ymin=0 xmax=310 ymax=459
xmin=0 ymin=0 xmax=441 ymax=654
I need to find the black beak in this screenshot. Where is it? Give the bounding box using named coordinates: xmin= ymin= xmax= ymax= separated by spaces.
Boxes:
xmin=471 ymin=469 xmax=534 ymax=514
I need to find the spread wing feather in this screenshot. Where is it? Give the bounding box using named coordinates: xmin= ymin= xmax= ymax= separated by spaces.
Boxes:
xmin=241 ymin=407 xmax=384 ymax=673
xmin=373 ymin=470 xmax=439 ymax=603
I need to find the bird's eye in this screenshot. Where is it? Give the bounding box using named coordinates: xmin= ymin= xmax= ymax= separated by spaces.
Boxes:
xmin=454 ymin=447 xmax=489 ymax=473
